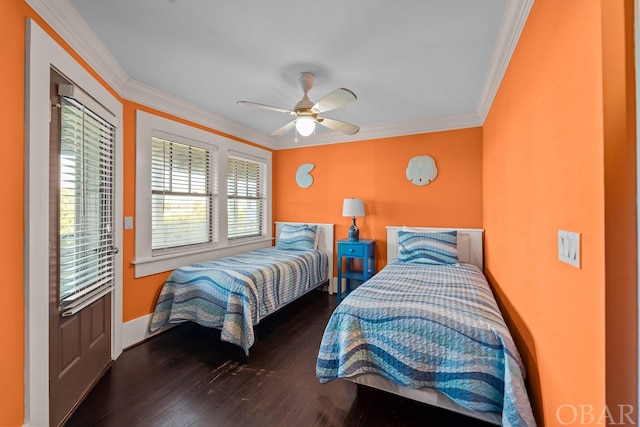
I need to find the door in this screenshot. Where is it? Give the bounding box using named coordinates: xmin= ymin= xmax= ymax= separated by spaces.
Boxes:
xmin=49 ymin=69 xmax=116 ymax=427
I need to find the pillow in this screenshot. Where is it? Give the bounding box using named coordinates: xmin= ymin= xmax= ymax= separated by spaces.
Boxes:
xmin=397 ymin=230 xmax=458 ymax=265
xmin=276 ymin=224 xmax=317 ymax=250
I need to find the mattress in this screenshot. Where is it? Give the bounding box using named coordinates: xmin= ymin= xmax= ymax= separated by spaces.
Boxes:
xmin=150 ymin=247 xmax=328 ymax=354
xmin=316 ymin=260 xmax=536 ymax=426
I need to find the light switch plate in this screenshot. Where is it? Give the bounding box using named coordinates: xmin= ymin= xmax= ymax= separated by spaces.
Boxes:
xmin=124 ymin=216 xmax=133 ymax=230
xmin=558 ymin=230 xmax=580 ymax=268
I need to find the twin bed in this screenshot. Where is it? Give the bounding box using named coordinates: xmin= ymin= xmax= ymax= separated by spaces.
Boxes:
xmin=149 ymin=223 xmax=535 ymax=426
xmin=316 ymin=226 xmax=536 ymax=426
xmin=149 ymin=222 xmax=334 ymax=355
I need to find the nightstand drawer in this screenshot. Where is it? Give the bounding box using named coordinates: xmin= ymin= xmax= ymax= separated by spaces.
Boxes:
xmin=339 ymin=244 xmax=364 ymax=257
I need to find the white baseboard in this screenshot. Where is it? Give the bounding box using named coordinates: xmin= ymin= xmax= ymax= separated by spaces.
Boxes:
xmin=330 ymin=276 xmax=337 ymax=294
xmin=122 ymin=313 xmax=176 ymax=350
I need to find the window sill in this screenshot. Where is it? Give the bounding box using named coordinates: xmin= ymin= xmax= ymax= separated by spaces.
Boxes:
xmin=132 ymin=237 xmax=272 ymax=278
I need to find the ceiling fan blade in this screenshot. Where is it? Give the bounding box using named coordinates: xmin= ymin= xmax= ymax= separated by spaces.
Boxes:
xmin=311 ymin=88 xmax=357 ymax=114
xmin=270 ymin=120 xmax=296 ymax=136
xmin=317 ymin=117 xmax=360 ymax=135
xmin=237 ymin=101 xmax=295 ymax=115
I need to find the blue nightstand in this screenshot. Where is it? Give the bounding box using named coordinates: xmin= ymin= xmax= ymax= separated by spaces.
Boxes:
xmin=337 ymin=239 xmax=375 ymax=303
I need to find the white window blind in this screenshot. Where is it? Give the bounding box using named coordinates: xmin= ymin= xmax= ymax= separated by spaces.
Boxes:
xmin=227 ymin=156 xmax=265 ymax=240
xmin=59 ymin=97 xmax=116 ymax=313
xmin=152 ymin=137 xmax=215 ymax=251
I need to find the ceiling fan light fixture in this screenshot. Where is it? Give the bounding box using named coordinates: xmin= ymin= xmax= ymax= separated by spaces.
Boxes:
xmin=295 ymin=115 xmax=315 ymax=137
xmin=238 ymin=71 xmax=358 ymax=137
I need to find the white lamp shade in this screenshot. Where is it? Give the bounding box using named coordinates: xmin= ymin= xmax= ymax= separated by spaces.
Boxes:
xmin=342 ymin=198 xmax=365 ymax=217
xmin=295 ymin=115 xmax=316 ymax=136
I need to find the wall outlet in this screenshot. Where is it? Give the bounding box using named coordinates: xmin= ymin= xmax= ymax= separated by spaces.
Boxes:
xmin=558 ymin=230 xmax=580 ymax=268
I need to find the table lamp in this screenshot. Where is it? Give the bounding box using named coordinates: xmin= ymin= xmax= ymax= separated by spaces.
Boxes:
xmin=342 ymin=198 xmax=365 ymax=241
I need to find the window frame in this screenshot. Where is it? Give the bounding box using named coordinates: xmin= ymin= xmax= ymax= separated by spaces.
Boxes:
xmin=134 ymin=111 xmax=272 ymax=278
xmin=227 ymin=152 xmax=267 ymax=243
xmin=151 ymin=135 xmax=216 ymax=254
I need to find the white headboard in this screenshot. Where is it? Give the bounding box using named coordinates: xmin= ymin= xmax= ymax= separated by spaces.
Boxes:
xmin=274 ymin=222 xmax=335 ymax=288
xmin=386 ymin=226 xmax=484 ymax=270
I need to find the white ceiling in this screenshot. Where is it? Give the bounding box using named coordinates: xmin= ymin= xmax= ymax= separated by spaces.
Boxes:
xmin=46 ymin=0 xmax=532 ymax=148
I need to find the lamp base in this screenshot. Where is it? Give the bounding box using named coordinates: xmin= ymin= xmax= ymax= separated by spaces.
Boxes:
xmin=348 ymin=217 xmax=359 ymax=241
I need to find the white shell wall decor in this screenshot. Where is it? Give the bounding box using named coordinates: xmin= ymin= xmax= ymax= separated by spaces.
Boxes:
xmin=406 ymin=155 xmax=438 ymax=186
xmin=295 ymin=163 xmax=315 ymax=188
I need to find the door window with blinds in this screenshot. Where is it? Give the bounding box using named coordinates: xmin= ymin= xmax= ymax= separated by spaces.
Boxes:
xmin=59 ymin=96 xmax=115 ymax=314
xmin=151 ymin=136 xmax=217 ymax=252
xmin=227 ymin=156 xmax=266 ymax=241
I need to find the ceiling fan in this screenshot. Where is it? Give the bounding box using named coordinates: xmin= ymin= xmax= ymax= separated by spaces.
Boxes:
xmin=237 ymin=72 xmax=359 ymax=138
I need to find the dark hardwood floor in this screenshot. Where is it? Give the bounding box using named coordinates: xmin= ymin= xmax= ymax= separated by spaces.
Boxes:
xmin=65 ymin=291 xmax=493 ymax=427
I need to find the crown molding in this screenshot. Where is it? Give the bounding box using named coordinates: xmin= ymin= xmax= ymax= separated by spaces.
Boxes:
xmin=27 ymin=0 xmax=530 ymax=151
xmin=121 ymin=80 xmax=275 ymax=149
xmin=477 ymin=0 xmax=534 ymax=121
xmin=26 ymin=0 xmax=130 ymax=90
xmin=273 ymin=112 xmax=484 ymax=150
xmin=26 ymin=0 xmax=275 ymax=150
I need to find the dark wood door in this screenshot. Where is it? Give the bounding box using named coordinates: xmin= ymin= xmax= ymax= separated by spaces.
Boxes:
xmin=48 ymin=69 xmax=114 ymax=427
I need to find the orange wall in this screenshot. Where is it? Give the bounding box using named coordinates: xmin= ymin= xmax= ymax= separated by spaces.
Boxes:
xmin=483 ymin=0 xmax=636 ymax=425
xmin=1 ymin=1 xmax=27 ymax=425
xmin=602 ymin=0 xmax=637 ymax=417
xmin=273 ymin=128 xmax=483 ymax=271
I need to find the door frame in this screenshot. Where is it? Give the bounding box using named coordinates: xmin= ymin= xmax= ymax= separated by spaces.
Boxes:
xmin=636 ymin=0 xmax=640 ymax=415
xmin=25 ymin=20 xmax=123 ymax=427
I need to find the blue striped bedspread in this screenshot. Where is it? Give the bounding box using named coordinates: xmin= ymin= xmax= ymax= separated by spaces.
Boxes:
xmin=149 ymin=247 xmax=328 ymax=354
xmin=316 ymin=261 xmax=536 ymax=427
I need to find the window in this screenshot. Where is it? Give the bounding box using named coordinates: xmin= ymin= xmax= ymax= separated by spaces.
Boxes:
xmin=227 ymin=156 xmax=266 ymax=241
xmin=134 ymin=111 xmax=272 ymax=278
xmin=59 ymin=96 xmax=116 ymax=313
xmin=151 ymin=137 xmax=215 ymax=252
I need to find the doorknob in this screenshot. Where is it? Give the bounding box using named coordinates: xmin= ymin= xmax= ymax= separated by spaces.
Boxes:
xmin=108 ymin=245 xmax=119 ymax=255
